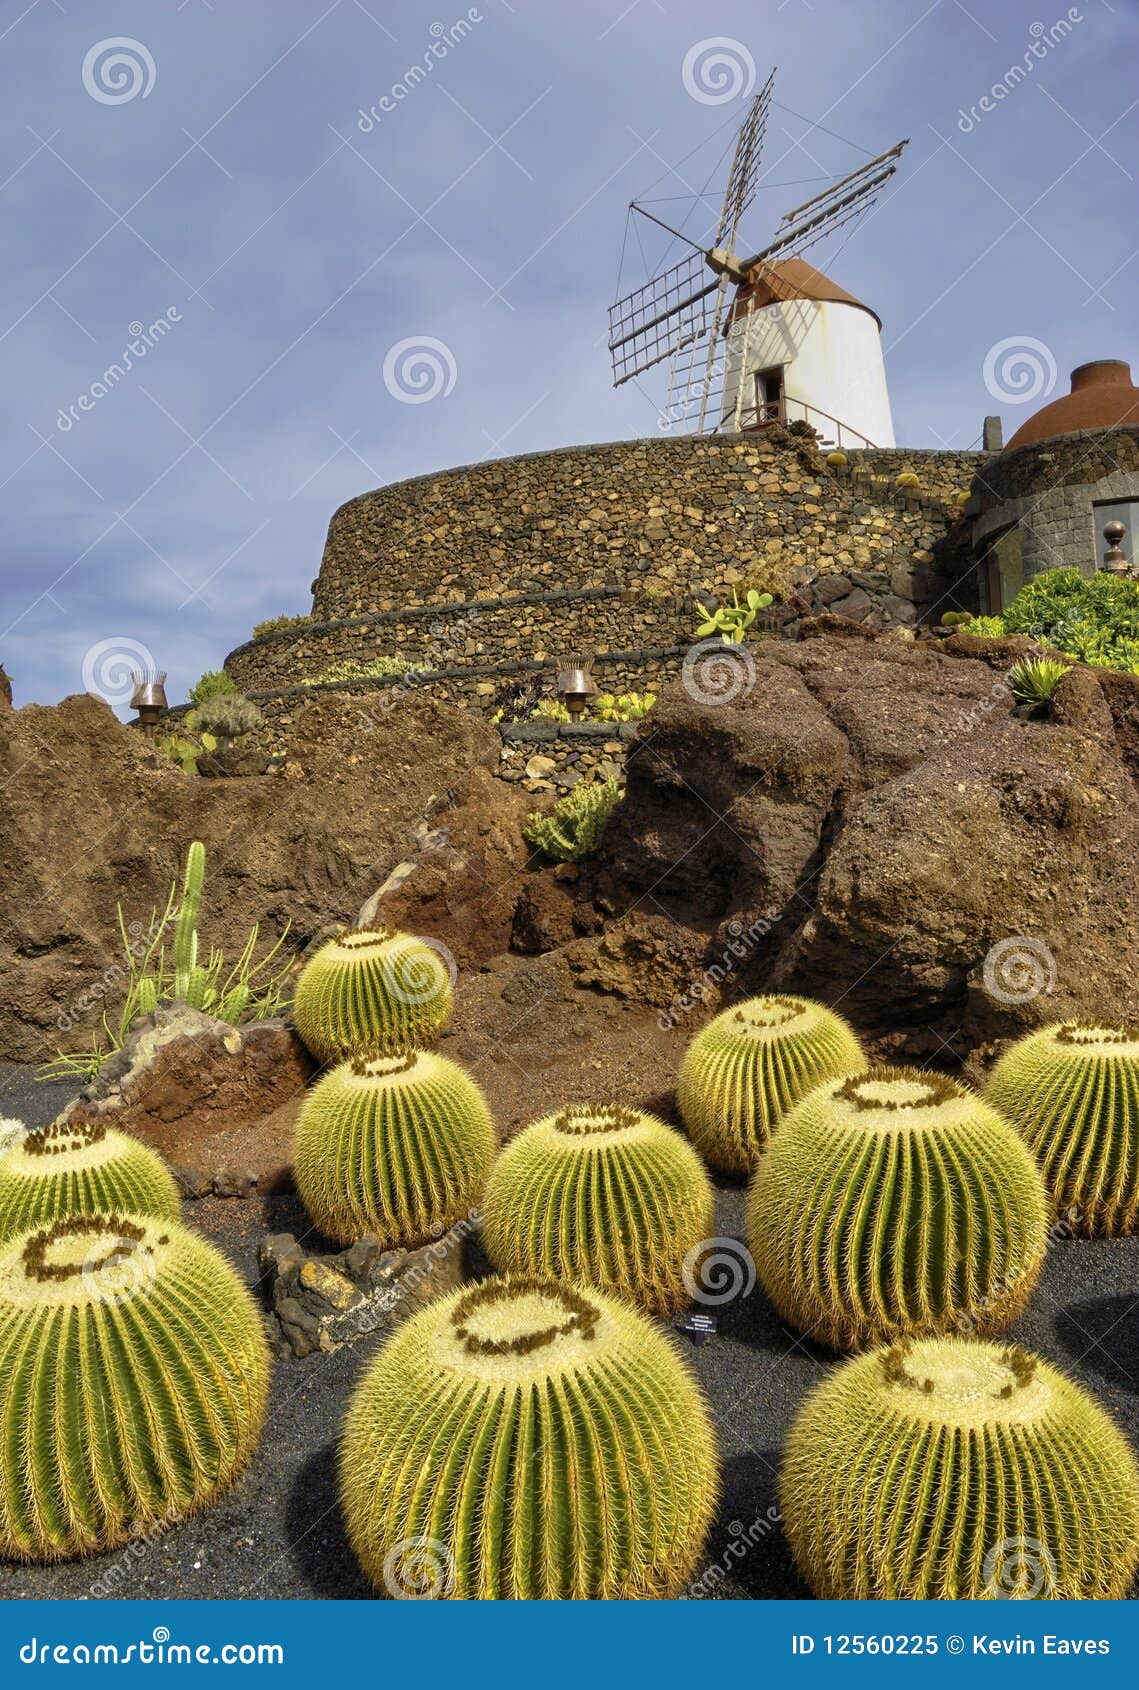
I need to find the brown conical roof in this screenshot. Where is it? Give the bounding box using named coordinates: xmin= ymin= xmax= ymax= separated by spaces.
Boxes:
xmin=728 ymin=257 xmax=881 ymax=330
xmin=1005 ymin=360 xmax=1139 ymax=449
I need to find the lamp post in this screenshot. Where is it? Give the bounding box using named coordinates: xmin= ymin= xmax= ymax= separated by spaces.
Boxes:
xmin=555 ymin=660 xmax=598 ymax=721
xmin=1101 ymin=520 xmax=1134 ymax=580
xmin=130 ymin=671 xmax=168 ymax=735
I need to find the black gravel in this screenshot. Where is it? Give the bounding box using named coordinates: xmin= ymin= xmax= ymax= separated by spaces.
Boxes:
xmin=1 ymin=1063 xmax=1136 ymax=1602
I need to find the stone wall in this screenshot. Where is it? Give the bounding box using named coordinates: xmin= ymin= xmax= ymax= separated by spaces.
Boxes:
xmin=225 ymin=431 xmax=983 ymax=705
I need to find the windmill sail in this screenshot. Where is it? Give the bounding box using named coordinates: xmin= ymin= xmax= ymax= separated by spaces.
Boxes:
xmin=748 ymin=140 xmax=907 ymax=270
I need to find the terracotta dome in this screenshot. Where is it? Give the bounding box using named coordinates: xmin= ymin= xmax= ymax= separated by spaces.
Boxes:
xmin=727 ymin=258 xmax=881 ymax=331
xmin=1005 ymin=360 xmax=1139 ymax=450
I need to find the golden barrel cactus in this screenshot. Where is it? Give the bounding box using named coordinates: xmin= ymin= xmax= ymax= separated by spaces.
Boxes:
xmin=677 ymin=994 xmax=866 ymax=1174
xmin=986 ymin=1022 xmax=1139 ymax=1236
xmin=0 ymin=1117 xmax=180 ymax=1243
xmin=293 ymin=1048 xmax=495 ymax=1248
xmin=292 ymin=927 xmax=452 ymax=1064
xmin=481 ymin=1104 xmax=714 ymax=1316
xmin=0 ymin=1212 xmax=269 ymax=1562
xmin=781 ymin=1337 xmax=1139 ymax=1599
xmin=748 ymin=1068 xmax=1049 ymax=1349
xmin=340 ymin=1275 xmax=718 ymax=1599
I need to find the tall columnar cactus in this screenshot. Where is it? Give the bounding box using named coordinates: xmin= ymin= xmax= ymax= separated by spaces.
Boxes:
xmin=985 ymin=1022 xmax=1139 ymax=1236
xmin=292 ymin=928 xmax=452 ymax=1064
xmin=293 ymin=1049 xmax=495 ymax=1248
xmin=0 ymin=1118 xmax=180 ymax=1243
xmin=748 ymin=1068 xmax=1049 ymax=1350
xmin=481 ymin=1104 xmax=714 ymax=1316
xmin=340 ymin=1275 xmax=718 ymax=1598
xmin=677 ymin=994 xmax=866 ymax=1175
xmin=0 ymin=1212 xmax=269 ymax=1561
xmin=781 ymin=1337 xmax=1139 ymax=1599
xmin=172 ymin=839 xmax=207 ymax=1006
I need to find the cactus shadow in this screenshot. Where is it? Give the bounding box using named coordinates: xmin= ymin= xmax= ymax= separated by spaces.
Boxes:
xmin=1052 ymin=1296 xmax=1139 ymax=1395
xmin=695 ymin=1450 xmax=809 ymax=1600
xmin=284 ymin=1444 xmax=373 ymax=1600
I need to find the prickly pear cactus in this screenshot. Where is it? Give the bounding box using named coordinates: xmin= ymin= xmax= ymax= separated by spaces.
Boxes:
xmin=986 ymin=1022 xmax=1139 ymax=1236
xmin=481 ymin=1104 xmax=714 ymax=1316
xmin=677 ymin=995 xmax=866 ymax=1174
xmin=748 ymin=1068 xmax=1049 ymax=1349
xmin=293 ymin=1048 xmax=495 ymax=1248
xmin=0 ymin=1212 xmax=269 ymax=1562
xmin=781 ymin=1337 xmax=1139 ymax=1599
xmin=0 ymin=1118 xmax=180 ymax=1243
xmin=340 ymin=1275 xmax=718 ymax=1598
xmin=292 ymin=927 xmax=452 ymax=1064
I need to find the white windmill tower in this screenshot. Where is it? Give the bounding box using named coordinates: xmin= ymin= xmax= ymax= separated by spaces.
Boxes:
xmin=607 ymin=72 xmax=907 ymax=449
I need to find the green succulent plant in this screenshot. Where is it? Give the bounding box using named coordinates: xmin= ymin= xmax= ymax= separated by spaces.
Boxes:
xmin=825 ymin=450 xmax=847 ymax=466
xmin=187 ymin=669 xmax=237 ymax=705
xmin=677 ymin=995 xmax=866 ymax=1176
xmin=781 ymin=1336 xmax=1139 ymax=1599
xmin=292 ymin=927 xmax=452 ymax=1064
xmin=481 ymin=1104 xmax=714 ymax=1316
xmin=530 ymin=697 xmax=571 ymax=722
xmin=895 ymin=470 xmax=920 ymax=488
xmin=694 ymin=587 xmax=773 ymax=645
xmin=986 ymin=1022 xmax=1139 ymax=1236
xmin=1008 ymin=655 xmax=1071 ymax=706
xmin=253 ymin=613 xmax=311 ymax=638
xmin=294 ymin=1048 xmax=495 ymax=1247
xmin=0 ymin=1118 xmax=180 ymax=1243
xmin=524 ymin=778 xmax=620 ymax=863
xmin=190 ymin=694 xmax=263 ymax=743
xmin=339 ymin=1275 xmax=718 ymax=1598
xmin=593 ymin=691 xmax=656 ymax=723
xmin=747 ymin=1068 xmax=1049 ymax=1350
xmin=0 ymin=1211 xmax=269 ymax=1562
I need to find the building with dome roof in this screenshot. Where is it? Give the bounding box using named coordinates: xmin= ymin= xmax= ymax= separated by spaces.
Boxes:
xmin=969 ymin=359 xmax=1139 ymax=612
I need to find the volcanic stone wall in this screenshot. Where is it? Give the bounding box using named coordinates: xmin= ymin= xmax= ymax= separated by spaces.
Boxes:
xmin=971 ymin=426 xmax=1139 ymax=581
xmin=224 ymin=432 xmax=983 ymax=707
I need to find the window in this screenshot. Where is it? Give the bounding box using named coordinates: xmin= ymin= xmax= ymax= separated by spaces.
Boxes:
xmin=1094 ymin=499 xmax=1139 ymax=567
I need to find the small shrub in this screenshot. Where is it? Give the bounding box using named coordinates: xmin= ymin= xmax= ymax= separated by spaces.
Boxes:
xmin=530 ymin=697 xmax=570 ymax=723
xmin=253 ymin=613 xmax=311 ymax=639
xmin=306 ymin=656 xmax=424 ymax=685
xmin=960 ymin=614 xmax=1007 ymax=638
xmin=593 ymin=690 xmax=656 ymax=723
xmin=188 ymin=670 xmax=236 ymax=705
xmin=524 ymin=778 xmax=620 ymax=863
xmin=984 ymin=568 xmax=1139 ymax=673
xmin=1008 ymin=655 xmax=1071 ymax=706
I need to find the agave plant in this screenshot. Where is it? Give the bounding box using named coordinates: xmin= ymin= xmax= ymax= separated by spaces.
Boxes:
xmin=1007 ymin=655 xmax=1071 ymax=706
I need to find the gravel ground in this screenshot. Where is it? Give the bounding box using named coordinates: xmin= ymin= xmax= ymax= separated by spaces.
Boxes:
xmin=1 ymin=1064 xmax=1137 ymax=1602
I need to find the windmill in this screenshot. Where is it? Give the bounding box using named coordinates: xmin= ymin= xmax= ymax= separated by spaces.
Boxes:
xmin=607 ymin=71 xmax=907 ymax=443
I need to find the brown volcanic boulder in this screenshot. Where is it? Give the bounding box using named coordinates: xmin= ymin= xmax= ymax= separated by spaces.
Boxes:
xmin=0 ymin=691 xmax=498 ymax=1062
xmin=607 ymin=634 xmax=1139 ymax=1048
xmin=0 ymin=669 xmax=11 ymax=710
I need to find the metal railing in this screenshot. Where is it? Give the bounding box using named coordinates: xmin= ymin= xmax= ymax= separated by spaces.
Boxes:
xmin=729 ymin=392 xmax=878 ymax=449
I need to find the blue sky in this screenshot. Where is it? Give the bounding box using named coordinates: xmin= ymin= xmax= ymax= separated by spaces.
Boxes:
xmin=2 ymin=0 xmax=1136 ymax=709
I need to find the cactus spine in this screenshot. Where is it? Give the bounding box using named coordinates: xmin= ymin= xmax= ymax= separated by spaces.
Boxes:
xmin=0 ymin=1118 xmax=180 ymax=1243
xmin=781 ymin=1337 xmax=1139 ymax=1599
xmin=481 ymin=1104 xmax=714 ymax=1316
xmin=748 ymin=1068 xmax=1049 ymax=1350
xmin=340 ymin=1275 xmax=718 ymax=1598
xmin=0 ymin=1212 xmax=269 ymax=1561
xmin=292 ymin=927 xmax=452 ymax=1063
xmin=677 ymin=995 xmax=866 ymax=1174
xmin=294 ymin=1048 xmax=495 ymax=1247
xmin=986 ymin=1022 xmax=1139 ymax=1236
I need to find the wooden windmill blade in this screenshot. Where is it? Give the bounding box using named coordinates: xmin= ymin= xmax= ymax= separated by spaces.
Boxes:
xmin=606 ymin=71 xmax=776 ymax=390
xmin=746 ymin=139 xmax=908 ymax=270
